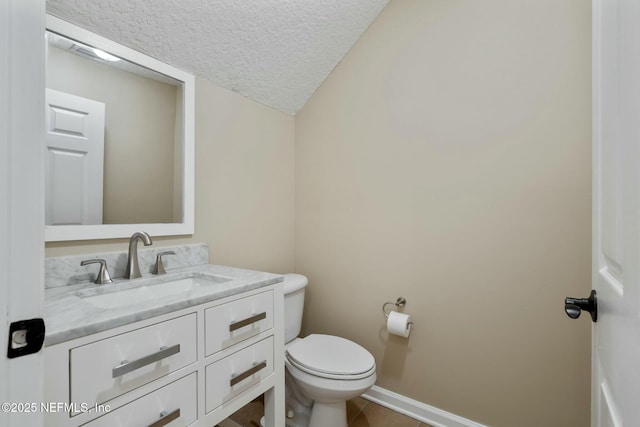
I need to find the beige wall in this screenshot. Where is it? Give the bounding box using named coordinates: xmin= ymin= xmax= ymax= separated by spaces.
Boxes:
xmin=295 ymin=1 xmax=591 ymax=426
xmin=45 ymin=1 xmax=592 ymax=424
xmin=46 ymin=77 xmax=296 ymax=275
xmin=47 ymin=46 xmax=178 ymax=224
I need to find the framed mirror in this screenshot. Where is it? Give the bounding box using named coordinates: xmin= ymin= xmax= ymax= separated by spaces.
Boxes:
xmin=44 ymin=15 xmax=194 ymax=242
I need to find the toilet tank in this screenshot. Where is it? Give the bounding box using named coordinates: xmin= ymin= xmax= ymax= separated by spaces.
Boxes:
xmin=283 ymin=273 xmax=308 ymax=344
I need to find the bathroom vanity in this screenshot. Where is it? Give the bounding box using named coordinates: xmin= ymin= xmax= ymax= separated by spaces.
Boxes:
xmin=43 ymin=254 xmax=285 ymax=427
xmin=41 ymin=14 xmax=286 ymax=426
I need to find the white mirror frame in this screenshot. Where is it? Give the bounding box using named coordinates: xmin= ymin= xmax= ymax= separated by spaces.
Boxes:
xmin=44 ymin=15 xmax=195 ymax=242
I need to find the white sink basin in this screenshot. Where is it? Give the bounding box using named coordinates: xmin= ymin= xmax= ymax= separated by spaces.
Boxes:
xmin=79 ymin=276 xmax=231 ymax=309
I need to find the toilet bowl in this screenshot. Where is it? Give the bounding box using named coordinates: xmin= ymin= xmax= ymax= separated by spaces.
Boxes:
xmin=282 ymin=274 xmax=376 ymax=427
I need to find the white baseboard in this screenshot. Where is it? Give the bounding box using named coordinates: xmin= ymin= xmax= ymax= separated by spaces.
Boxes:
xmin=362 ymin=385 xmax=487 ymax=427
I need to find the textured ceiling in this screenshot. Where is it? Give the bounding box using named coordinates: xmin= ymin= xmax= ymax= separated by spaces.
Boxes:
xmin=45 ymin=0 xmax=389 ymax=115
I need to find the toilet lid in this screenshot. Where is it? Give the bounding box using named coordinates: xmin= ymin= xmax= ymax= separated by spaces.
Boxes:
xmin=286 ymin=334 xmax=375 ymax=377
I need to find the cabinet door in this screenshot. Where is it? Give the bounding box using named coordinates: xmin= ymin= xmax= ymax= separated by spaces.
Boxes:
xmin=205 ymin=291 xmax=273 ymax=356
xmin=205 ymin=336 xmax=274 ymax=413
xmin=83 ymin=373 xmax=197 ymax=427
xmin=71 ymin=314 xmax=196 ymax=409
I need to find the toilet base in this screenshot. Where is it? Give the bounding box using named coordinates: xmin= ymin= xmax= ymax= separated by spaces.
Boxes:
xmin=283 ymin=411 xmax=310 ymax=427
xmin=309 ymin=401 xmax=347 ymax=427
xmin=259 ymin=412 xmax=310 ymax=427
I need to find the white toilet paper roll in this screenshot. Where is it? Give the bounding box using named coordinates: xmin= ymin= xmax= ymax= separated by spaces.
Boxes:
xmin=387 ymin=311 xmax=412 ymax=338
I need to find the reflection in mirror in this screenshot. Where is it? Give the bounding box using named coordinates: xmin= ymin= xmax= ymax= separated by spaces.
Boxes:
xmin=44 ymin=15 xmax=194 ymax=242
xmin=46 ymin=31 xmax=182 ymax=225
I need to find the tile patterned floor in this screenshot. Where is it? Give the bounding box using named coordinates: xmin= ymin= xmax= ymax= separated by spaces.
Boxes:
xmin=227 ymin=395 xmax=434 ymax=427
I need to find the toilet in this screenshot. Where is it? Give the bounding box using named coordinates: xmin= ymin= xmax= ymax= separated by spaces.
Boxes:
xmin=282 ymin=273 xmax=376 ymax=427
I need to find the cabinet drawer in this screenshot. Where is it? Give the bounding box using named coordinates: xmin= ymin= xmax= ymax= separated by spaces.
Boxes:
xmin=205 ymin=291 xmax=273 ymax=356
xmin=82 ymin=373 xmax=197 ymax=427
xmin=71 ymin=313 xmax=197 ymax=408
xmin=205 ymin=336 xmax=273 ymax=413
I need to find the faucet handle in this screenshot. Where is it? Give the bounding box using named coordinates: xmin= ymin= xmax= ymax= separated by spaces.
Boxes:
xmin=152 ymin=251 xmax=176 ymax=275
xmin=80 ymin=259 xmax=113 ymax=285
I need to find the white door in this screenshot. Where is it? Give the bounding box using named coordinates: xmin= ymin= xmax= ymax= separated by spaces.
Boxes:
xmin=591 ymin=0 xmax=640 ymax=425
xmin=45 ymin=88 xmax=105 ymax=225
xmin=0 ymin=0 xmax=45 ymax=426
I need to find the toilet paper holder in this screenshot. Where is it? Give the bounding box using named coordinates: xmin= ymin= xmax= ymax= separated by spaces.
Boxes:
xmin=382 ymin=297 xmax=414 ymax=324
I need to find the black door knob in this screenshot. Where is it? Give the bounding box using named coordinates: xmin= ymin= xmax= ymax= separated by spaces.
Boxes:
xmin=564 ymin=290 xmax=597 ymax=322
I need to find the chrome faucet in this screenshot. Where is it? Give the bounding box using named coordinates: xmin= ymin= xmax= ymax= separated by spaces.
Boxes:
xmin=124 ymin=231 xmax=153 ymax=279
xmin=80 ymin=259 xmax=113 ymax=284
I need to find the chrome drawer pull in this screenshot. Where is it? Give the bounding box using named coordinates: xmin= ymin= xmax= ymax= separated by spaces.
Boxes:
xmin=147 ymin=408 xmax=180 ymax=427
xmin=230 ymin=360 xmax=267 ymax=387
xmin=112 ymin=344 xmax=181 ymax=378
xmin=229 ymin=312 xmax=267 ymax=332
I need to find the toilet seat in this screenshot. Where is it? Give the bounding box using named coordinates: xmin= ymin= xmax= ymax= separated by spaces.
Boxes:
xmin=286 ymin=334 xmax=376 ymax=380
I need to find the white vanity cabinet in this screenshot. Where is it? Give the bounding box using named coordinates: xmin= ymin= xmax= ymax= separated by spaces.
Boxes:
xmin=83 ymin=373 xmax=198 ymax=427
xmin=44 ymin=284 xmax=284 ymax=427
xmin=71 ymin=313 xmax=197 ymax=409
xmin=205 ymin=290 xmax=274 ymax=355
xmin=206 ymin=336 xmax=274 ymax=413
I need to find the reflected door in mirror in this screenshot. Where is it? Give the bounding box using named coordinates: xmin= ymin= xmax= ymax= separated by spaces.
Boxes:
xmin=45 ymin=88 xmax=105 ymax=225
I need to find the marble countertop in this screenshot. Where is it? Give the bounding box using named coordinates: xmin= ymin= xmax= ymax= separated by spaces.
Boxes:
xmin=44 ymin=264 xmax=283 ymax=346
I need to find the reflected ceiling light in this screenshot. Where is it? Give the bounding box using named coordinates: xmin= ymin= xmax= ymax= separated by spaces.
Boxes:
xmin=92 ymin=48 xmax=120 ymax=62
